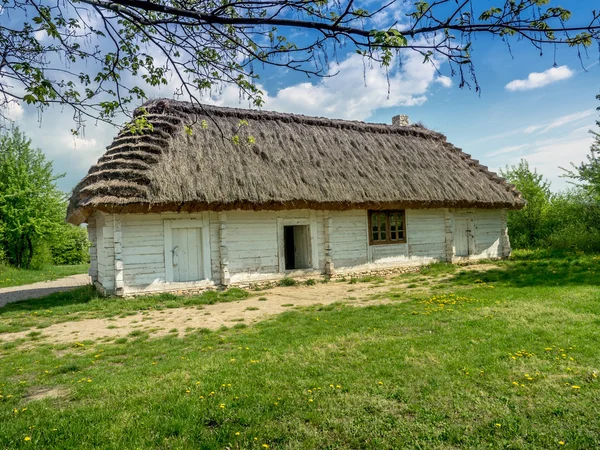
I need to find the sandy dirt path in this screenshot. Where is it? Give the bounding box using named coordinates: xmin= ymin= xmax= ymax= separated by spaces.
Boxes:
xmin=0 ymin=274 xmax=91 ymax=308
xmin=1 ymin=281 xmax=403 ymax=345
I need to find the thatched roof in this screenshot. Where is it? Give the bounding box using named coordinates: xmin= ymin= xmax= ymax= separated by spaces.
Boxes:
xmin=67 ymin=99 xmax=524 ymax=225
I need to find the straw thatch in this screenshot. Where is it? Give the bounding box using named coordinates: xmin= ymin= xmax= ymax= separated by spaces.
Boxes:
xmin=67 ymin=99 xmax=524 ymax=225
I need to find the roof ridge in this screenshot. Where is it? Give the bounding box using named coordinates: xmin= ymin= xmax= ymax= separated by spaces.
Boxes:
xmin=138 ymin=98 xmax=448 ymax=141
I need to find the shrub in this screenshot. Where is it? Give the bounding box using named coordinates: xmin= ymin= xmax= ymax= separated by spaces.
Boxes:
xmin=50 ymin=225 xmax=90 ymax=265
xmin=278 ymin=277 xmax=297 ymax=287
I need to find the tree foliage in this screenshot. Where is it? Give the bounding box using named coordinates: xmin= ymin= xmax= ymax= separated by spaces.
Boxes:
xmin=0 ymin=0 xmax=598 ymax=131
xmin=502 ymin=158 xmax=600 ymax=253
xmin=0 ymin=127 xmax=65 ymax=268
xmin=500 ymin=159 xmax=551 ymax=249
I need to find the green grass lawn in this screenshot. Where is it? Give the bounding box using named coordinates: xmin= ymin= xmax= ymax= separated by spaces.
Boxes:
xmin=0 ymin=253 xmax=599 ymax=449
xmin=0 ymin=264 xmax=90 ymax=288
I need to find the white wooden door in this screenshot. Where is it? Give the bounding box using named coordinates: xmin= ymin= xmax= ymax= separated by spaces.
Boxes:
xmin=454 ymin=219 xmax=470 ymax=257
xmin=172 ymin=227 xmax=203 ymax=282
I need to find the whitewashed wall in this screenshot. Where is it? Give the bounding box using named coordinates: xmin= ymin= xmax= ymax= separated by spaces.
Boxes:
xmin=330 ymin=209 xmax=447 ymax=272
xmin=472 ymin=210 xmax=502 ymax=258
xmin=226 ymin=210 xmax=324 ymax=283
xmin=94 ymin=212 xmax=115 ymax=292
xmin=90 ymin=208 xmax=507 ymax=295
xmin=87 ymin=215 xmax=98 ymax=283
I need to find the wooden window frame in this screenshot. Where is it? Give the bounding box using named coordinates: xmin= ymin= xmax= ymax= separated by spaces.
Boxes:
xmin=368 ymin=210 xmax=407 ymax=245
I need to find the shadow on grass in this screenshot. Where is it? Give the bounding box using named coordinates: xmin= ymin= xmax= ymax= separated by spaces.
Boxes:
xmin=0 ymin=285 xmax=250 ymax=318
xmin=0 ymin=285 xmax=99 ymax=315
xmin=448 ymin=254 xmax=600 ymax=288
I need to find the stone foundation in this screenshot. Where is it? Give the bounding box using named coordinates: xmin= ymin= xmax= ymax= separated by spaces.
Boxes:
xmin=105 ymin=263 xmax=453 ymax=297
xmin=241 ymin=265 xmax=423 ymax=290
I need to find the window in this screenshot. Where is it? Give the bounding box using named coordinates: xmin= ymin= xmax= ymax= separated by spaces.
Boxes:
xmin=369 ymin=210 xmax=406 ymax=245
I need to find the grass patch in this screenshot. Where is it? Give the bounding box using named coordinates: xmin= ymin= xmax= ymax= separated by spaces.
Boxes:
xmin=0 ymin=254 xmax=599 ymax=448
xmin=419 ymin=261 xmax=458 ymax=276
xmin=357 ymin=275 xmax=385 ymax=284
xmin=0 ymin=263 xmax=89 ymax=288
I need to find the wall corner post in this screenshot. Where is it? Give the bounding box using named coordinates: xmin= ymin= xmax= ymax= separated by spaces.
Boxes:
xmin=444 ymin=208 xmax=453 ymax=262
xmin=113 ymin=215 xmax=124 ymax=296
xmin=500 ymin=209 xmax=512 ymax=258
xmin=324 ymin=213 xmax=335 ymax=276
xmin=218 ymin=212 xmax=231 ymax=287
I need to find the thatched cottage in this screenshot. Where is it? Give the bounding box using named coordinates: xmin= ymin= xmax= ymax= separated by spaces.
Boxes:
xmin=67 ymin=99 xmax=524 ymax=296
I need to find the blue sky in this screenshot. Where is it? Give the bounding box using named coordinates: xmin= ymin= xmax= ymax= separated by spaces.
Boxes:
xmin=2 ymin=0 xmax=599 ymax=193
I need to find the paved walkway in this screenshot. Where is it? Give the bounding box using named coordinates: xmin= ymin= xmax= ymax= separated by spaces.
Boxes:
xmin=0 ymin=274 xmax=91 ymax=308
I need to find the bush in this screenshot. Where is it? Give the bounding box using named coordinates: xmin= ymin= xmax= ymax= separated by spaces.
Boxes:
xmin=50 ymin=225 xmax=90 ymax=265
xmin=29 ymin=241 xmax=53 ymax=270
xmin=278 ymin=277 xmax=297 ymax=287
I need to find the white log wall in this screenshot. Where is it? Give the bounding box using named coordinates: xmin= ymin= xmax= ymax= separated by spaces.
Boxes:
xmin=90 ymin=208 xmax=507 ymax=295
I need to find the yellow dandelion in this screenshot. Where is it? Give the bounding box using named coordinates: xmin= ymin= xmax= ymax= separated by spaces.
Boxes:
xmin=378 ymin=381 xmax=383 ymax=385
xmin=235 ymin=432 xmax=240 ymax=436
xmin=24 ymin=437 xmax=31 ymax=442
xmin=262 ymin=445 xmax=269 ymax=449
xmin=219 ymin=403 xmax=225 ymax=409
xmin=559 ymin=441 xmax=565 ymax=445
xmin=308 ymin=399 xmax=314 ymax=402
xmin=572 ymin=385 xmax=581 ymax=389
xmin=512 ymin=382 xmax=519 ymax=386
xmin=495 ymin=423 xmax=501 ymax=428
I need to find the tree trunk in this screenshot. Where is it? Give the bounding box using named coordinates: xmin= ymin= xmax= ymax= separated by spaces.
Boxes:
xmin=15 ymin=236 xmax=24 ymax=268
xmin=25 ymin=236 xmax=34 ymax=269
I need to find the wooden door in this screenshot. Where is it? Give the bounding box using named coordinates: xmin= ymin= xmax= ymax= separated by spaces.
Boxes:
xmin=294 ymin=225 xmax=311 ymax=269
xmin=454 ymin=219 xmax=470 ymax=257
xmin=172 ymin=227 xmax=203 ymax=282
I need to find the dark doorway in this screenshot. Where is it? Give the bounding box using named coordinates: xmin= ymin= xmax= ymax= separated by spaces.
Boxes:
xmin=284 ymin=226 xmax=296 ymax=270
xmin=283 ymin=225 xmax=311 ymax=270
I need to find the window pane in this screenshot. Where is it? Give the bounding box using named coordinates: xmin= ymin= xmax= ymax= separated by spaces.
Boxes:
xmin=378 ymin=213 xmax=387 ymax=241
xmin=371 ymin=217 xmax=379 ymax=241
xmin=390 ymin=213 xmax=397 ymax=240
xmin=397 ymin=212 xmax=404 ymax=239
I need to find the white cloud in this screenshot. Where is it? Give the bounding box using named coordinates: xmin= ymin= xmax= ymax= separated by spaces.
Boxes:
xmin=510 ymin=135 xmax=594 ymax=190
xmin=486 ymin=144 xmax=528 ymax=157
xmin=435 ymin=76 xmax=452 ymax=88
xmin=34 ymin=30 xmax=47 ymax=42
xmin=208 ymin=49 xmax=450 ymax=121
xmin=524 ymin=109 xmax=596 ymax=134
xmin=505 ymin=66 xmax=574 ymax=92
xmin=1 ymin=101 xmax=24 ymax=121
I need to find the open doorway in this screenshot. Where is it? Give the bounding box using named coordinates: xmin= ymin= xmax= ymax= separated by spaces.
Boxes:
xmin=283 ymin=225 xmax=311 ymax=270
